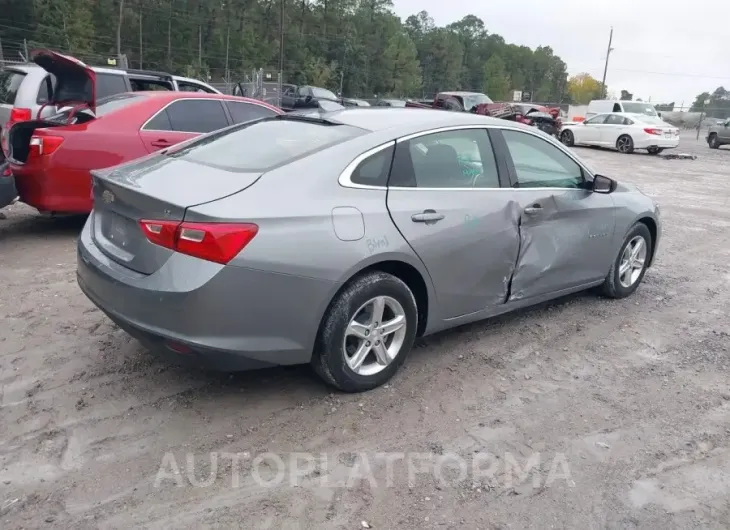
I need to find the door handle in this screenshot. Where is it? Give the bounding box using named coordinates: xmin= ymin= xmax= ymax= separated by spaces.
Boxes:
xmin=524 ymin=205 xmax=543 ymax=215
xmin=151 ymin=139 xmax=172 ymax=148
xmin=411 ymin=210 xmax=445 ymax=223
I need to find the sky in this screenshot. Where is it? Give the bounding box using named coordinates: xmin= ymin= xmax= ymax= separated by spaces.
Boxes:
xmin=391 ymin=0 xmax=728 ymax=107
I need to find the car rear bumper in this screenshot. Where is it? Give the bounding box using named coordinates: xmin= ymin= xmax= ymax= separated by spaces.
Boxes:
xmin=76 ymin=216 xmax=336 ymax=370
xmin=633 ymin=136 xmax=680 ymax=149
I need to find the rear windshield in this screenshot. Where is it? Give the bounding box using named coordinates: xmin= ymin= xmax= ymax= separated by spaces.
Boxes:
xmin=0 ymin=70 xmax=27 ymax=105
xmin=169 ymin=118 xmax=365 ymax=172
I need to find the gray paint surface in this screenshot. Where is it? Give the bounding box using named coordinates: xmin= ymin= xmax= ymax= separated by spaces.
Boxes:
xmin=77 ymin=108 xmax=661 ymax=367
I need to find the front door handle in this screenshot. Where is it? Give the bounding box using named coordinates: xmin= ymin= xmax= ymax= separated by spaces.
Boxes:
xmin=524 ymin=205 xmax=543 ymax=215
xmin=151 ymin=139 xmax=172 ymax=148
xmin=411 ymin=210 xmax=445 ymax=223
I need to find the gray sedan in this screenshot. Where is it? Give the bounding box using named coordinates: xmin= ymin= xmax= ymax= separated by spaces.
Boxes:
xmin=77 ymin=108 xmax=661 ymax=392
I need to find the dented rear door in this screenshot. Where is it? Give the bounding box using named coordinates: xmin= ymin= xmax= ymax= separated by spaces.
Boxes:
xmin=386 ymin=127 xmax=520 ymax=319
xmin=496 ymin=128 xmax=616 ymax=301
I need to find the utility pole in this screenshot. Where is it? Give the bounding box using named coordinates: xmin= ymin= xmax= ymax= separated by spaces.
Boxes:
xmin=116 ymin=0 xmax=125 ymax=65
xmin=198 ymin=25 xmax=202 ymax=68
xmin=138 ymin=1 xmax=143 ymax=69
xmin=224 ymin=24 xmax=230 ymax=88
xmin=601 ymin=26 xmax=614 ymax=99
xmin=278 ymin=0 xmax=284 ymax=87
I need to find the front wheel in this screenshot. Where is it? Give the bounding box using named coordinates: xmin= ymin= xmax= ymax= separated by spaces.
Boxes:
xmin=560 ymin=130 xmax=575 ymax=147
xmin=708 ymin=134 xmax=719 ymax=149
xmin=602 ymin=223 xmax=653 ymax=299
xmin=312 ymin=271 xmax=418 ymax=392
xmin=616 ymin=135 xmax=634 ymax=154
xmin=647 ymin=147 xmax=663 ymax=155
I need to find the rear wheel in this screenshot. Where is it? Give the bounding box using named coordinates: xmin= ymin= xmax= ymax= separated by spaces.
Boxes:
xmin=616 ymin=135 xmax=634 ymax=154
xmin=560 ymin=130 xmax=574 ymax=147
xmin=312 ymin=271 xmax=418 ymax=392
xmin=602 ymin=223 xmax=652 ymax=299
xmin=708 ymin=134 xmax=719 ymax=149
xmin=647 ymin=147 xmax=663 ymax=155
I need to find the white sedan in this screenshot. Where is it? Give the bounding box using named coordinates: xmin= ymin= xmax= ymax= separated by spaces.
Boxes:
xmin=559 ymin=112 xmax=679 ymax=155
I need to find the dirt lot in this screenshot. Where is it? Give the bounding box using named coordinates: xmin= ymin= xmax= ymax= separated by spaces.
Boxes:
xmin=1 ymin=132 xmax=729 ymax=529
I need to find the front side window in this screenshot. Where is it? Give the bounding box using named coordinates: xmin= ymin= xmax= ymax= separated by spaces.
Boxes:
xmin=165 ymin=99 xmax=229 ymax=133
xmin=178 ymin=81 xmax=214 ymax=93
xmin=584 ymin=114 xmax=608 ymax=125
xmin=390 ymin=129 xmax=499 ymax=189
xmin=502 ymin=129 xmax=584 ymax=189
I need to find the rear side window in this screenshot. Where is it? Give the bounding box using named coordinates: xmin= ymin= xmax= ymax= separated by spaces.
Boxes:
xmin=350 ymin=146 xmax=394 ymax=186
xmin=226 ymin=101 xmax=278 ymax=124
xmin=170 ymin=119 xmax=364 ymax=172
xmin=0 ymin=70 xmax=26 ymax=105
xmin=96 ymin=73 xmax=129 ymax=99
xmin=165 ymin=100 xmax=229 ymax=133
xmin=177 ymin=81 xmax=215 ymax=93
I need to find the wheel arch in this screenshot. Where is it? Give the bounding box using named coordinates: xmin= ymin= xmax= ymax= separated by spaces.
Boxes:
xmin=319 ymin=255 xmax=435 ymax=339
xmin=635 ymin=216 xmax=658 ymax=267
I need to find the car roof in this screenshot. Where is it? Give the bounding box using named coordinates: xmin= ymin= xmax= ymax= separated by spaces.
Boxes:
xmin=440 ymin=91 xmax=483 ymax=96
xmin=129 ymin=91 xmax=279 ymax=108
xmin=308 ymin=107 xmax=527 ymax=135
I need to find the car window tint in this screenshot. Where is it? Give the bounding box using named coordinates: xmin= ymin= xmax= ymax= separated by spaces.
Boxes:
xmin=390 ymin=129 xmax=499 ymax=188
xmin=36 ymin=75 xmax=56 ymax=104
xmin=95 ymin=73 xmax=129 ymax=99
xmin=166 ymin=100 xmax=229 ymax=133
xmin=226 ymin=101 xmax=278 ymax=124
xmin=604 ymin=114 xmax=625 ymax=125
xmin=584 ymin=114 xmax=608 ymax=125
xmin=170 ymin=119 xmax=365 ymax=172
xmin=502 ymin=130 xmax=583 ymax=189
xmin=623 ymin=117 xmax=634 ymax=125
xmin=143 ymin=108 xmax=173 ymax=131
xmin=350 ymin=146 xmax=394 ymax=186
xmin=0 ymin=70 xmax=26 ymax=105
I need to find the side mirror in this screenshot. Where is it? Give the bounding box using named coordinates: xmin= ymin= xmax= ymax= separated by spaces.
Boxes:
xmin=593 ymin=174 xmax=616 ymax=194
xmin=305 ymin=95 xmax=313 ymax=103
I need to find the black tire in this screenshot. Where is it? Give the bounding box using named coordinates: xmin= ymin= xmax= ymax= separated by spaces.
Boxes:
xmin=708 ymin=134 xmax=719 ymax=149
xmin=616 ymin=135 xmax=634 ymax=154
xmin=560 ymin=129 xmax=574 ymax=147
xmin=312 ymin=271 xmax=418 ymax=392
xmin=647 ymin=147 xmax=663 ymax=155
xmin=602 ymin=223 xmax=653 ymax=299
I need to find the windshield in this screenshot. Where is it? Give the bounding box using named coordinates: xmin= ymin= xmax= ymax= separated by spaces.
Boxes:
xmin=461 ymin=93 xmax=493 ymax=110
xmin=168 ymin=118 xmax=365 ymax=172
xmin=621 ymin=102 xmax=658 ymax=116
xmin=312 ymin=87 xmax=337 ymax=100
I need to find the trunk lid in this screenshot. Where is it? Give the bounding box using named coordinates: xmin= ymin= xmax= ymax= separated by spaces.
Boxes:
xmin=90 ymin=154 xmax=263 ymax=274
xmin=30 ymin=49 xmax=96 ymax=112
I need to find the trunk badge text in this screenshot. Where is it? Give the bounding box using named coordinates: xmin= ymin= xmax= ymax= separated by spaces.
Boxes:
xmin=102 ymin=190 xmax=115 ymax=204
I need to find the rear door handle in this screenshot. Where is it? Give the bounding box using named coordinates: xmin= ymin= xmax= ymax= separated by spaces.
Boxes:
xmin=524 ymin=205 xmax=543 ymax=215
xmin=151 ymin=139 xmax=172 ymax=148
xmin=411 ymin=210 xmax=445 ymax=223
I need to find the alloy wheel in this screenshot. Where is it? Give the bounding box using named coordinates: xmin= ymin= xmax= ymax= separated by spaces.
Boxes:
xmin=618 ymin=235 xmax=647 ymax=288
xmin=617 ymin=136 xmax=632 ymax=153
xmin=343 ymin=296 xmax=407 ymax=376
xmin=560 ymin=131 xmax=573 ymax=146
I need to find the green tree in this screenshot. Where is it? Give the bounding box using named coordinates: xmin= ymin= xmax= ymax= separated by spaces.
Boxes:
xmin=382 ymin=32 xmax=422 ymax=96
xmin=566 ymin=73 xmax=602 ymax=104
xmin=620 ymin=90 xmax=633 ymax=101
xmin=482 ymin=55 xmax=509 ymax=100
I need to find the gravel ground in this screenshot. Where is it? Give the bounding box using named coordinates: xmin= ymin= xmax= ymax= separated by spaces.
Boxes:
xmin=1 ymin=132 xmax=729 ymax=529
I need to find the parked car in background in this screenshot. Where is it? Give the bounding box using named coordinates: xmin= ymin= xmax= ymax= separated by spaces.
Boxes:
xmin=77 ymin=108 xmax=661 ymax=393
xmin=341 ymin=98 xmax=371 ymax=107
xmin=585 ymin=100 xmax=660 ymax=120
xmin=7 ymin=89 xmax=280 ymax=214
xmin=374 ymin=98 xmax=407 ymax=107
xmin=560 ymin=112 xmax=679 ymax=154
xmin=279 ymin=84 xmax=340 ymax=111
xmin=706 ymin=118 xmax=730 ymax=149
xmin=1 ymin=49 xmax=218 ymax=158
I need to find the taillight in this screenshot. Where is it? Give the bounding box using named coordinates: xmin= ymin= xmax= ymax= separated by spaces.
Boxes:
xmin=644 ymin=128 xmax=662 ymax=136
xmin=10 ymin=108 xmax=32 ymax=122
xmin=28 ymin=135 xmax=65 ymax=158
xmin=138 ymin=220 xmax=258 ymax=264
